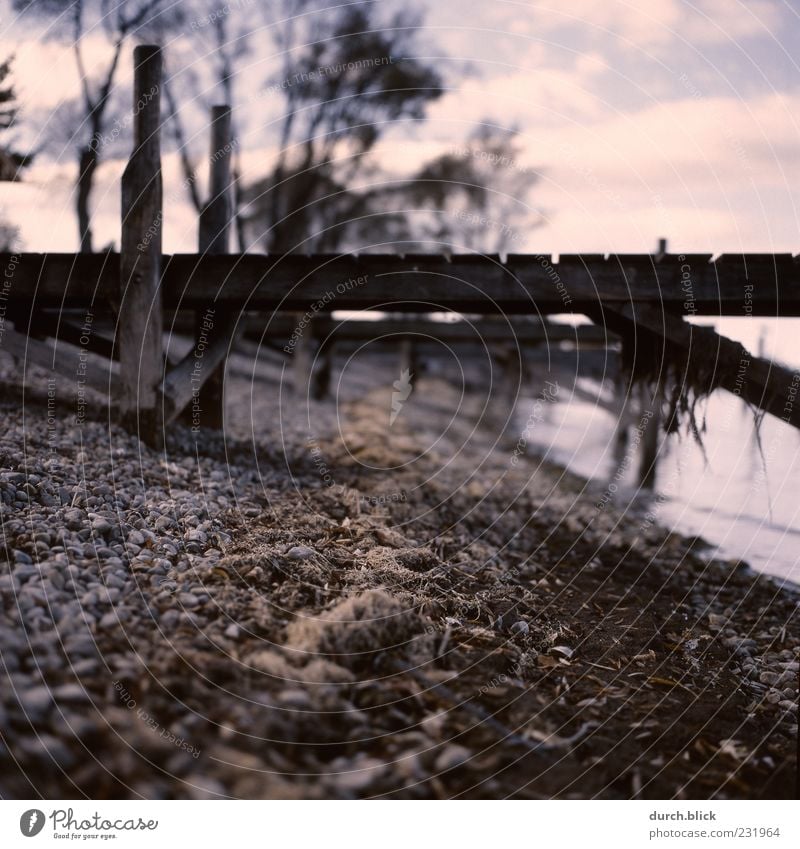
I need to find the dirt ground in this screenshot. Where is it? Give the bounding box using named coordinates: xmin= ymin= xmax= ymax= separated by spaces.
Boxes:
xmin=1 ymin=362 xmax=798 ymax=799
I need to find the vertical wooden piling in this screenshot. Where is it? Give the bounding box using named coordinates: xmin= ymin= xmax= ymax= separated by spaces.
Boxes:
xmin=399 ymin=337 xmax=416 ymax=383
xmin=196 ymin=105 xmax=233 ymax=429
xmin=636 ymin=236 xmax=668 ymax=487
xmin=638 ymin=381 xmax=662 ymax=489
xmin=293 ymin=321 xmax=314 ymax=398
xmin=311 ymin=333 xmax=333 ymax=400
xmin=119 ymin=45 xmax=163 ymax=446
xmin=199 ymin=106 xmax=233 ymax=254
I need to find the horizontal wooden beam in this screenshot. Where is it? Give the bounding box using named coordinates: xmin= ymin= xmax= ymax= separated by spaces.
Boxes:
xmin=603 ymin=303 xmax=800 ymax=430
xmin=261 ymin=316 xmax=616 ymax=346
xmin=0 ymin=326 xmax=117 ymax=398
xmin=166 ymin=314 xmax=615 ymax=346
xmin=3 ymin=252 xmax=799 ymax=315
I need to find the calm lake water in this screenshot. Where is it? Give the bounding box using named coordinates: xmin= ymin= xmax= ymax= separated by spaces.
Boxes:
xmin=520 ymin=387 xmax=800 ymax=585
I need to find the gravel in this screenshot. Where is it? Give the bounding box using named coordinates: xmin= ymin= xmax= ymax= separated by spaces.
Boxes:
xmin=1 ymin=369 xmax=797 ymax=800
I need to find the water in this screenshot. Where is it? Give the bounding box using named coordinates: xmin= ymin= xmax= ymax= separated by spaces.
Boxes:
xmin=521 ymin=387 xmax=800 ymax=584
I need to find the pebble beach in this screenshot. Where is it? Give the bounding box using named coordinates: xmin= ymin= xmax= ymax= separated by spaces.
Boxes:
xmin=0 ymin=357 xmax=797 ymax=799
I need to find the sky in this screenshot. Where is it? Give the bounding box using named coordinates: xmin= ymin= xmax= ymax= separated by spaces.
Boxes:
xmin=2 ymin=0 xmax=799 ymax=257
xmin=1 ymin=0 xmax=799 ymax=261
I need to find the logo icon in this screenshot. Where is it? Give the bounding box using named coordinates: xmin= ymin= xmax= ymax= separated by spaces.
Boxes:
xmin=390 ymin=368 xmax=413 ymax=426
xmin=20 ymin=809 xmax=45 ymax=837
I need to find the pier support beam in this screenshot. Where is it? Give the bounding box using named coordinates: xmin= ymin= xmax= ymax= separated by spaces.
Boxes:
xmin=195 ymin=105 xmax=234 ymax=430
xmin=118 ymin=45 xmax=163 ymax=447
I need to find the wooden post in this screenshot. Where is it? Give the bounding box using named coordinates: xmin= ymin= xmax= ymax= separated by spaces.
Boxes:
xmin=199 ymin=105 xmax=232 ymax=254
xmin=196 ymin=105 xmax=233 ymax=429
xmin=293 ymin=319 xmax=313 ymax=398
xmin=637 ymin=380 xmax=662 ymax=489
xmin=612 ymin=374 xmax=633 ymax=468
xmin=119 ymin=45 xmax=163 ymax=446
xmin=399 ymin=337 xmax=416 ymax=386
xmin=311 ymin=333 xmax=333 ymax=400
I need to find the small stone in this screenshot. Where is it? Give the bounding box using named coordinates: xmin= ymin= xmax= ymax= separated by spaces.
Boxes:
xmin=52 ymin=684 xmax=92 ymax=704
xmin=224 ymin=624 xmax=240 ymax=639
xmin=277 ymin=689 xmax=312 ymax=710
xmin=178 ymin=592 xmax=199 ymax=608
xmin=91 ymin=518 xmax=112 ymax=535
xmin=510 ymin=621 xmax=529 ymax=637
xmin=127 ymin=530 xmax=146 ymax=546
xmin=287 ymin=545 xmax=315 ymax=561
xmin=759 ymin=671 xmax=779 ymax=686
xmin=434 ymin=745 xmax=471 ymax=772
xmin=160 ymin=610 xmax=180 ymax=629
xmin=708 ymin=613 xmax=727 ymax=631
xmin=551 ymin=645 xmax=574 ymax=658
xmin=19 ymin=686 xmax=53 ymax=720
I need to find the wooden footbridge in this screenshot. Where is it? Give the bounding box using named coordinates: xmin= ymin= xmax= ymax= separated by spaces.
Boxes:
xmin=2 ymin=45 xmax=799 ymax=466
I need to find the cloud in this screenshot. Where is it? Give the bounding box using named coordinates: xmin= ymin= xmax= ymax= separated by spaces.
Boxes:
xmin=522 ymin=0 xmax=782 ymax=48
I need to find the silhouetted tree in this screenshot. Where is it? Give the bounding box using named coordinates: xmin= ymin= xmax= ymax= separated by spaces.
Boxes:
xmin=158 ymin=0 xmax=251 ymax=248
xmin=13 ymin=0 xmax=173 ymax=251
xmin=241 ymin=0 xmax=444 ymax=253
xmin=401 ymin=124 xmax=541 ymax=252
xmin=0 ymin=55 xmax=32 ymax=181
xmin=0 ymin=55 xmax=32 ymax=250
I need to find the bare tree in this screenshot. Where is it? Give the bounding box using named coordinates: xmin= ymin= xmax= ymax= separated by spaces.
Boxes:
xmin=0 ymin=54 xmax=33 ymax=249
xmin=242 ymin=0 xmax=444 ymax=253
xmin=14 ymin=0 xmax=172 ymax=251
xmin=401 ymin=123 xmax=541 ymax=253
xmin=159 ymin=0 xmax=251 ymax=248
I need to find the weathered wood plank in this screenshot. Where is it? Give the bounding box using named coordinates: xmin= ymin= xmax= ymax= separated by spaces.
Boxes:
xmin=194 ymin=105 xmax=234 ymax=429
xmin=4 ymin=253 xmax=800 ymax=315
xmin=603 ymin=303 xmax=800 ymax=430
xmin=160 ymin=311 xmax=242 ymax=426
xmin=20 ymin=310 xmax=117 ymax=360
xmin=118 ymin=45 xmax=163 ymax=445
xmin=0 ymin=326 xmax=117 ymax=398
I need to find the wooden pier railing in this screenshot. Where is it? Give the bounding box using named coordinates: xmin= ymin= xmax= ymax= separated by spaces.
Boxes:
xmin=1 ymin=44 xmax=798 ymax=454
